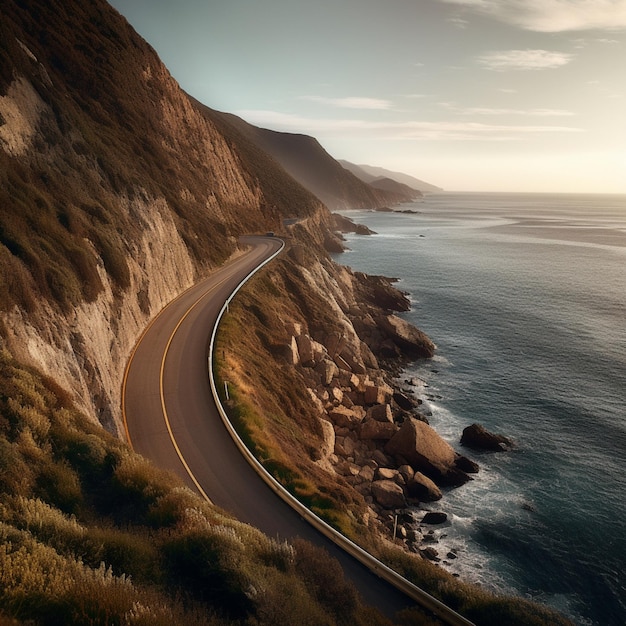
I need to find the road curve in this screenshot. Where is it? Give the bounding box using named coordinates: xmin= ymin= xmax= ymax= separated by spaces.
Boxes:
xmin=122 ymin=236 xmax=416 ymax=618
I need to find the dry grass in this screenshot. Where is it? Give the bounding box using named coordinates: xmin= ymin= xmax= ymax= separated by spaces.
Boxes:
xmin=0 ymin=348 xmax=396 ymax=625
xmin=0 ymin=0 xmax=321 ymax=315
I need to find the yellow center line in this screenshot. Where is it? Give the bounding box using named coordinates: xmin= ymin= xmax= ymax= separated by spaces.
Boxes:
xmin=123 ymin=272 xmax=233 ymax=505
xmin=158 ymin=280 xmax=228 ymax=504
xmin=122 ymin=245 xmax=267 ymax=504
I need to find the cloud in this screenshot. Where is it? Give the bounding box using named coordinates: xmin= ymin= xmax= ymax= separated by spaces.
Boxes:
xmin=476 ymin=49 xmax=574 ymax=70
xmin=443 ymin=103 xmax=575 ymax=116
xmin=448 ymin=15 xmax=470 ymax=28
xmin=439 ymin=0 xmax=626 ymax=32
xmin=572 ymin=36 xmax=620 ymax=48
xmin=235 ymin=109 xmax=583 ymax=141
xmin=299 ymin=96 xmax=393 ymax=110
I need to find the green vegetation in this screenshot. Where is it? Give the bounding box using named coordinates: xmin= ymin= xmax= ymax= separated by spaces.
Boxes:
xmin=0 ymin=348 xmax=402 ymax=625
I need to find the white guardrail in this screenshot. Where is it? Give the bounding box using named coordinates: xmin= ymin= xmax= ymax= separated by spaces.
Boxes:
xmin=207 ymin=237 xmax=476 ymax=626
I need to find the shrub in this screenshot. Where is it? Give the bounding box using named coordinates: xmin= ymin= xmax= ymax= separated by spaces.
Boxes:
xmin=110 ymin=452 xmax=180 ymax=521
xmin=82 ymin=525 xmax=160 ymax=583
xmin=34 ymin=458 xmax=83 ymax=514
xmin=250 ymin=568 xmax=335 ymax=626
xmin=146 ymin=486 xmax=201 ymax=528
xmin=2 ymin=496 xmax=86 ymax=553
xmin=163 ymin=529 xmax=254 ymax=620
xmin=292 ymin=538 xmax=359 ymax=623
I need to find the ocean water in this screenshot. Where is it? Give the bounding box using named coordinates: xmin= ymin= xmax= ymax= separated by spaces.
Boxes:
xmin=334 ymin=193 xmax=626 ymax=626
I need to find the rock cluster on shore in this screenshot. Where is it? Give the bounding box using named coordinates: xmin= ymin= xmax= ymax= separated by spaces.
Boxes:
xmin=273 ymin=242 xmax=508 ymax=560
xmin=282 ymin=310 xmax=480 ymax=556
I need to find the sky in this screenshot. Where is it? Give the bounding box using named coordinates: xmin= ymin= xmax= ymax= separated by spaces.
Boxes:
xmin=108 ymin=0 xmax=626 ymax=193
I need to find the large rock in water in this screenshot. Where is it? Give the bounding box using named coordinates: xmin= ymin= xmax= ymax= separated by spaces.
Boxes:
xmin=385 ymin=418 xmax=467 ymax=485
xmin=461 ymin=423 xmax=512 ymax=451
xmin=377 ymin=314 xmax=435 ymax=358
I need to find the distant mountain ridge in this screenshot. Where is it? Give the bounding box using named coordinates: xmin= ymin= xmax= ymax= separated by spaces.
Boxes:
xmin=212 ymin=110 xmax=417 ymax=210
xmin=339 ymin=161 xmax=443 ymax=193
xmin=367 ymin=176 xmax=423 ymax=200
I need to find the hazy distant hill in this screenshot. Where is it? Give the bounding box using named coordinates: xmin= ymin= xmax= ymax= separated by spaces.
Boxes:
xmin=214 ymin=111 xmax=413 ymax=210
xmin=367 ymin=176 xmax=423 ymax=200
xmin=339 ymin=160 xmax=443 ymax=193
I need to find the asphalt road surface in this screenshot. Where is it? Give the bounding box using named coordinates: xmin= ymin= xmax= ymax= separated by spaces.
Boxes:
xmin=122 ymin=236 xmax=417 ymax=619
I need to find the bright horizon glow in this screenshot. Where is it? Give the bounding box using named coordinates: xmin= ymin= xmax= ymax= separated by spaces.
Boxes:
xmin=108 ymin=0 xmax=626 ymax=193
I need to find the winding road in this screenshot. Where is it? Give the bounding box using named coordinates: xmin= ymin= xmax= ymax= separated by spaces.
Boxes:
xmin=122 ymin=236 xmax=474 ymax=624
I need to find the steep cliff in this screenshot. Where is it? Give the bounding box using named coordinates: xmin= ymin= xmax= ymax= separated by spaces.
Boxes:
xmin=0 ymin=3 xmax=576 ymax=625
xmin=0 ymin=0 xmax=324 ymax=435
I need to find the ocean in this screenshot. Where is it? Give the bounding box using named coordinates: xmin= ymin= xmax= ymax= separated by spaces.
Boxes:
xmin=334 ymin=193 xmax=626 ymax=626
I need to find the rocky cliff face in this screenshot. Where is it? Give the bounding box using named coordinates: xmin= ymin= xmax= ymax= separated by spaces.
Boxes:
xmin=3 ymin=193 xmax=196 ymax=434
xmin=217 ymin=213 xmax=480 ymax=552
xmin=0 ymin=0 xmax=323 ymax=435
xmin=0 ymin=0 xmax=440 ymax=458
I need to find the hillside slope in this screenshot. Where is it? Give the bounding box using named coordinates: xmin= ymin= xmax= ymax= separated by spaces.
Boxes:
xmin=0 ymin=0 xmax=326 ymax=434
xmin=214 ymin=110 xmax=413 ymax=209
xmin=0 ymin=2 xmax=573 ymax=625
xmin=339 ymin=161 xmax=443 ymax=193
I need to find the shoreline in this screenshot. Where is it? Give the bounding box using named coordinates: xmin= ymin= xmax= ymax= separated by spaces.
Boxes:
xmin=281 ymin=267 xmax=484 ymax=568
xmin=330 ymin=216 xmax=513 ymax=584
xmin=332 ymin=198 xmax=626 ymax=626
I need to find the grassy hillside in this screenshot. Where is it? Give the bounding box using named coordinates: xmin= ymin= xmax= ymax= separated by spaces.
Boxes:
xmin=0 ymin=348 xmax=406 ymax=625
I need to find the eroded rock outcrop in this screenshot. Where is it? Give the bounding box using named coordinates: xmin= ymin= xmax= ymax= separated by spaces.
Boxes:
xmin=376 ymin=314 xmax=436 ymax=358
xmin=331 ymin=213 xmax=376 ymax=235
xmin=282 ymin=286 xmax=474 ymax=532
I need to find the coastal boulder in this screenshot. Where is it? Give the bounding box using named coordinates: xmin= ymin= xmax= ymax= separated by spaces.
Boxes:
xmin=406 ymin=472 xmax=442 ymax=502
xmin=296 ymin=334 xmax=315 ymax=365
xmin=315 ymin=418 xmax=335 ymax=464
xmin=376 ymin=314 xmax=435 ymax=358
xmin=371 ymin=480 xmax=406 ymax=509
xmin=366 ymin=403 xmax=393 ymax=423
xmin=421 ymin=511 xmax=448 ymax=525
xmin=364 ymin=383 xmax=393 ymax=405
xmin=359 ymin=418 xmax=398 ymax=441
xmin=286 ymin=336 xmax=300 ymax=365
xmin=461 ymin=423 xmax=513 ymax=451
xmin=385 ymin=418 xmax=461 ymax=484
xmin=354 ymin=272 xmax=411 ymax=311
xmin=328 ymin=406 xmax=362 ymax=429
xmin=393 ymin=391 xmax=417 ymax=411
xmin=455 ymin=455 xmax=480 ymax=474
xmin=315 ymin=358 xmax=338 ymax=385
